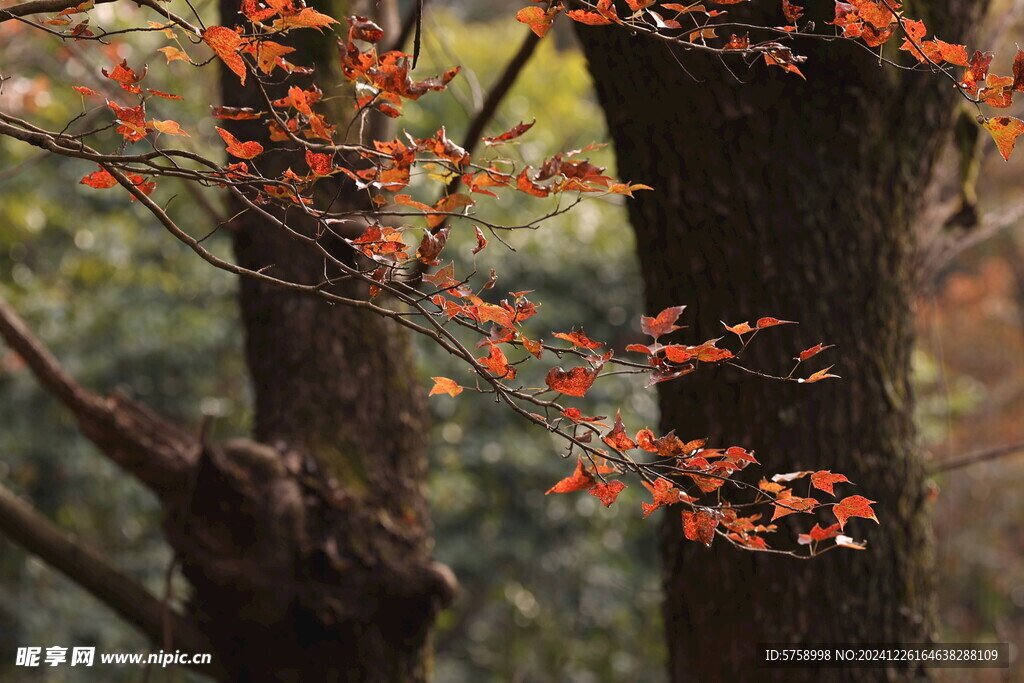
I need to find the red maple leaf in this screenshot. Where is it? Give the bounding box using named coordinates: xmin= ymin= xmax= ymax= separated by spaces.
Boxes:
xmin=770 ymin=494 xmax=817 ymax=521
xmin=546 ymin=459 xmax=596 ymax=494
xmin=601 ymin=412 xmax=637 ymax=451
xmin=203 ymin=26 xmax=247 ymax=85
xmin=832 ymin=495 xmax=878 ymax=530
xmin=641 ymin=478 xmax=681 ymax=518
xmin=682 ymin=510 xmax=718 ymax=545
xmin=553 ymin=329 xmax=603 ymax=349
xmin=428 ymin=377 xmax=462 ymax=397
xmin=641 ymin=305 xmax=686 ymax=338
xmin=215 ymin=127 xmax=264 ymax=159
xmin=589 ymin=480 xmax=626 ymax=507
xmin=545 ymin=366 xmax=597 ymax=397
xmin=810 ymin=470 xmax=851 ymax=496
xmin=477 ymin=345 xmax=516 ymax=380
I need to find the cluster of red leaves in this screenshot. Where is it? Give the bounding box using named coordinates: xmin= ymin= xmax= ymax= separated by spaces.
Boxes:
xmin=514 ymin=0 xmax=1024 ymax=159
xmin=540 ymin=408 xmax=875 ymax=553
xmin=430 ymin=298 xmax=862 ymax=555
xmin=341 ymin=17 xmax=460 ymax=119
xmin=830 ymin=2 xmax=1024 ymax=159
xmin=68 ymin=2 xmax=649 ymax=209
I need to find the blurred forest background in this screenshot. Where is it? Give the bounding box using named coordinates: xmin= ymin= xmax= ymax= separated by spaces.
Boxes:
xmin=0 ymin=1 xmax=1021 ymax=681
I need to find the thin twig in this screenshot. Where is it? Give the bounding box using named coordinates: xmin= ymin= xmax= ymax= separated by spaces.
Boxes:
xmin=930 ymin=440 xmax=1024 ymax=473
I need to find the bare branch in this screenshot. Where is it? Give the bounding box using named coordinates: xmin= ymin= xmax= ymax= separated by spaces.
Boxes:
xmin=0 ymin=0 xmax=116 ymax=22
xmin=918 ymin=198 xmax=1024 ymax=287
xmin=930 ymin=440 xmax=1024 ymax=473
xmin=0 ymin=0 xmax=198 ymax=33
xmin=0 ymin=482 xmax=227 ymax=680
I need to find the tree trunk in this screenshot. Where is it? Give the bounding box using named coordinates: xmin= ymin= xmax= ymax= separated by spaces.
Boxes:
xmin=151 ymin=3 xmax=452 ymax=680
xmin=578 ymin=3 xmax=984 ymax=681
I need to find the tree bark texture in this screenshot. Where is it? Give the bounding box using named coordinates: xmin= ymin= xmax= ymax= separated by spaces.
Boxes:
xmin=578 ymin=2 xmax=985 ymax=681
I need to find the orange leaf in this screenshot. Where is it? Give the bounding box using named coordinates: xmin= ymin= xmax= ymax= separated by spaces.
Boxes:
xmin=724 ymin=320 xmax=753 ymax=336
xmin=429 ymin=377 xmax=463 ymax=397
xmin=107 ymin=102 xmax=147 ymax=142
xmin=641 ymin=478 xmax=681 ymax=518
xmin=215 ymin=126 xmax=264 ymax=159
xmin=931 ymin=40 xmax=969 ymax=67
xmin=606 ymin=182 xmax=653 ymax=197
xmin=756 ymin=316 xmax=796 ymax=329
xmin=546 ymin=459 xmax=596 ymax=494
xmin=688 ymin=341 xmax=733 ymax=363
xmin=80 ymin=167 xmax=117 ymax=189
xmin=545 ymin=366 xmax=597 ymax=397
xmin=770 ymin=495 xmax=817 ymax=521
xmin=241 ymin=0 xmax=276 ymax=22
xmin=149 ymin=119 xmax=189 ymax=136
xmin=72 ymin=85 xmax=99 ymax=97
xmin=1013 ymin=49 xmax=1024 ymax=92
xmin=146 ymin=89 xmax=183 ymax=100
xmin=764 ymin=49 xmax=806 ymax=79
xmin=602 ymin=412 xmax=637 ymax=451
xmin=472 ymin=226 xmax=488 ymax=255
xmin=484 ymin=119 xmax=536 ymax=145
xmin=566 ymin=8 xmax=615 ymax=25
xmin=305 ymin=149 xmax=334 ymax=176
xmin=478 ymin=344 xmax=516 ymax=380
xmin=102 ymin=59 xmax=146 ymax=92
xmin=204 ymin=26 xmax=247 ymax=85
xmin=810 ymin=522 xmax=841 ymax=541
xmin=588 ymin=480 xmax=626 ymax=507
xmin=158 ymin=46 xmax=191 ymax=64
xmin=724 ymin=445 xmax=758 ymax=464
xmin=272 ymin=7 xmax=339 ymax=31
xmin=348 ymin=15 xmax=384 ymax=43
xmin=561 ymin=408 xmax=607 ymax=426
xmin=832 ymin=495 xmax=878 ymax=530
xmin=553 ymin=329 xmax=603 ymax=349
xmin=781 ymin=0 xmax=802 ymax=22
xmin=724 ymin=33 xmax=749 ymax=50
xmin=515 ymin=6 xmax=558 ymax=38
xmin=982 ymin=116 xmax=1024 ymax=161
xmin=641 ymin=305 xmax=686 ymax=338
xmin=796 ymin=342 xmax=833 ymax=362
xmin=961 ymin=50 xmax=994 ymax=95
xmin=798 ymin=522 xmax=839 ymax=545
xmin=798 ymin=366 xmax=840 ymax=384
xmin=682 ymin=510 xmax=718 ymax=545
xmin=516 ymin=168 xmax=549 ymax=197
xmin=636 ymin=428 xmax=657 ymax=453
xmin=661 ymin=345 xmax=693 ymax=363
xmin=810 ymin=470 xmax=850 ymax=496
xmin=251 ymin=40 xmax=296 ymax=74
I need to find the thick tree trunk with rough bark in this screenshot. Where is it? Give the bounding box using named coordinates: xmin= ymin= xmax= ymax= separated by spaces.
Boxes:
xmin=578 ymin=3 xmax=984 ymax=680
xmin=154 ymin=2 xmax=452 ymax=679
